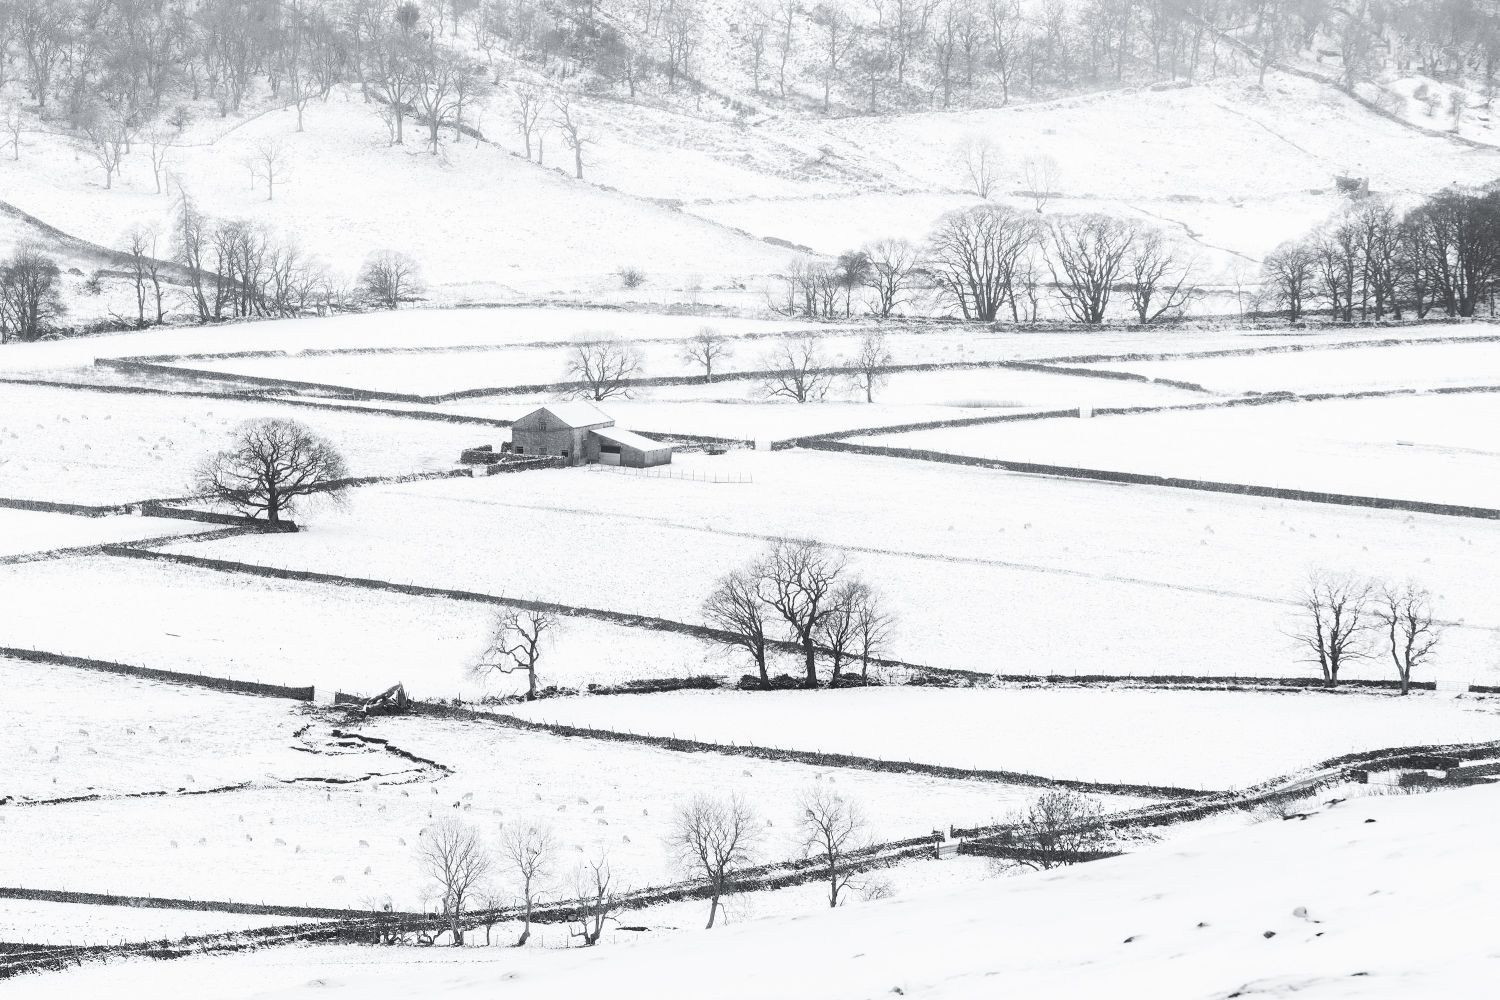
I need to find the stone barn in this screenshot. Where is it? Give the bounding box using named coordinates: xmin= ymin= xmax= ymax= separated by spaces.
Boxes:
xmin=510 ymin=403 xmax=672 ymax=468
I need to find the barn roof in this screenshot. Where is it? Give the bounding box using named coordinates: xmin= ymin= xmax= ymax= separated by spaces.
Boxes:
xmin=522 ymin=402 xmax=613 ymax=429
xmin=592 ymin=426 xmax=670 ymax=453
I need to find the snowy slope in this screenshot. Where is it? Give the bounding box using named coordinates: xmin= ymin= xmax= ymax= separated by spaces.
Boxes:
xmin=12 ymin=782 xmax=1500 ymax=999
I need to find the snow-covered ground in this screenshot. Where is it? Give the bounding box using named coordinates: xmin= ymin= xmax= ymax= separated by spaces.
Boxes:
xmin=12 ymin=781 xmax=1500 ymax=999
xmin=0 ymin=656 xmax=424 ymax=802
xmin=0 ymin=508 xmax=203 ymax=557
xmin=0 ymin=709 xmax=1108 ymax=909
xmin=1085 ymin=339 xmax=1500 ymax=394
xmin=854 ymin=391 xmax=1500 ymax=507
xmin=0 ymin=383 xmax=479 ymax=504
xmin=156 ymin=450 xmax=1500 ymax=683
xmin=0 ymin=899 xmax=318 ymax=947
xmin=501 ymin=687 xmax=1500 ymax=790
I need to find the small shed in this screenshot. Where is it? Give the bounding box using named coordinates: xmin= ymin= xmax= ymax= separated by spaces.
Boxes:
xmin=510 ymin=403 xmax=671 ymax=468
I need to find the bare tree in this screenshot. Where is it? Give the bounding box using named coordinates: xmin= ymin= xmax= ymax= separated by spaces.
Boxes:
xmin=473 ymin=607 xmax=560 ymax=701
xmin=1020 ymin=154 xmax=1058 ymax=212
xmin=704 ymin=568 xmax=775 ymax=688
xmin=926 ymin=204 xmax=1041 ymax=322
xmin=961 ymin=135 xmax=999 ymax=198
xmin=192 ymin=419 xmax=348 ymax=525
xmin=863 ymin=238 xmax=919 ymax=317
xmin=368 ymin=28 xmax=419 ymax=145
xmin=816 ymin=579 xmax=866 ymax=682
xmin=1292 ymin=571 xmax=1377 ymax=688
xmin=1126 ymin=227 xmax=1196 ymax=324
xmin=552 ymin=94 xmax=594 ymax=180
xmin=2 ymin=104 xmax=22 ymax=161
xmin=772 ymin=0 xmax=799 ymax=97
xmin=1374 ymin=583 xmax=1443 ymax=696
xmin=760 ymin=335 xmax=834 ymax=403
xmin=570 ymin=852 xmax=624 ymax=947
xmin=798 ymin=785 xmax=867 ymax=908
xmin=846 ymin=330 xmax=892 ymax=403
xmin=248 ymin=139 xmax=291 ymax=201
xmin=810 ymin=2 xmax=855 ymax=112
xmin=0 ymin=244 xmax=65 ymax=343
xmin=146 ymin=127 xmax=174 ymax=194
xmin=565 ymin=339 xmax=644 ymax=401
xmin=759 ymin=538 xmax=847 ymax=687
xmin=1262 ymin=240 xmax=1317 ymax=323
xmin=417 ymin=818 xmax=492 ymax=946
xmin=513 ymin=84 xmax=544 ymax=160
xmin=851 ymin=586 xmax=895 ymax=680
xmin=499 ymin=820 xmax=556 ymax=946
xmin=999 ymin=789 xmax=1109 ymax=870
xmin=123 ymin=226 xmax=166 ymax=328
xmin=358 ymin=250 xmax=422 ymax=309
xmin=680 ymin=326 xmax=730 ymax=382
xmin=668 ymin=793 xmax=760 ymax=929
xmin=81 ymin=105 xmax=133 ymax=190
xmin=741 ymin=1 xmax=773 ymax=92
xmin=1047 ymin=214 xmax=1138 ymax=324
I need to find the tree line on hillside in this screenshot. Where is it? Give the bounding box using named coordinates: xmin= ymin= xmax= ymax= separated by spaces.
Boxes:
xmin=1261 ymin=185 xmax=1500 ymax=323
xmin=776 ymin=204 xmax=1199 ymax=324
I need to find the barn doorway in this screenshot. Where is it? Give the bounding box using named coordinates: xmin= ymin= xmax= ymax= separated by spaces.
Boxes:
xmin=600 ymin=444 xmax=621 ymax=466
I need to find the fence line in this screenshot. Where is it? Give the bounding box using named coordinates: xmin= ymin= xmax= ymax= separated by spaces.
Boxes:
xmin=584 ymin=464 xmax=754 ymax=484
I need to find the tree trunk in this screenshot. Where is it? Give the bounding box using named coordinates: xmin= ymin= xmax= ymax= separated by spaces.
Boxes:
xmin=803 ymin=639 xmax=817 ymax=688
xmin=706 ymin=891 xmax=719 ymax=929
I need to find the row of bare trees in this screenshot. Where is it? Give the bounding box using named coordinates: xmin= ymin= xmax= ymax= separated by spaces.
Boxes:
xmin=415 ymin=781 xmax=873 ymax=946
xmin=704 ymin=538 xmax=896 ymax=688
xmin=775 ymin=206 xmax=1197 ymax=324
xmin=1293 ymin=571 xmax=1443 ymax=693
xmin=1261 ymin=185 xmax=1500 ymax=324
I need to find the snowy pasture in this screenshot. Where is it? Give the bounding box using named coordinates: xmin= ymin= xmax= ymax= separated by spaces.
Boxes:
xmin=0 ymin=713 xmax=1109 ymax=909
xmin=0 ymin=556 xmax=773 ymax=701
xmin=0 ymin=656 xmax=427 ymax=802
xmin=16 ymin=782 xmax=1499 ymax=1000
xmin=854 ymin=392 xmax=1500 ymax=508
xmin=0 ymin=899 xmax=318 ymax=947
xmin=0 ymin=508 xmax=205 ymax=558
xmin=0 ymin=384 xmax=480 ymax=504
xmin=163 ymin=450 xmax=1500 ymax=683
xmin=1084 ymin=338 xmax=1500 ymax=394
xmin=502 ymin=687 xmax=1500 ymax=790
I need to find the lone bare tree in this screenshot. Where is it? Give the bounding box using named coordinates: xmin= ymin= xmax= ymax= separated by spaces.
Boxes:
xmin=1000 ymin=789 xmax=1109 ymax=870
xmin=862 ymin=238 xmax=919 ymax=318
xmin=513 ymin=84 xmax=544 ymax=160
xmin=846 ymin=330 xmax=893 ymax=402
xmin=1048 ymin=214 xmax=1138 ymax=324
xmin=552 ymin=94 xmax=594 ymax=180
xmin=798 ymin=785 xmax=867 ymax=908
xmin=81 ymin=105 xmax=133 ymax=189
xmin=473 ymin=607 xmax=560 ymax=700
xmin=680 ymin=327 xmax=730 ymax=383
xmin=760 ymin=335 xmax=833 ymax=403
xmin=193 ymin=419 xmax=349 ymax=524
xmin=570 ymin=852 xmax=624 ymax=946
xmin=668 ymin=793 xmax=760 ymax=929
xmin=1020 ymin=155 xmax=1059 ymax=212
xmin=417 ymin=817 xmax=492 ymax=946
xmin=1292 ymin=572 xmax=1376 ymax=688
xmin=249 ymin=138 xmax=291 ymax=201
xmin=759 ymin=538 xmax=847 ymax=687
xmin=1127 ymin=228 xmax=1196 ymax=323
xmin=961 ymin=135 xmax=999 ymax=198
xmin=499 ymin=820 xmax=556 ymax=946
xmin=3 ymin=104 xmax=23 ymax=161
xmin=703 ymin=568 xmax=775 ymax=687
xmin=358 ymin=250 xmax=422 ymax=309
xmin=565 ymin=339 xmax=644 ymax=401
xmin=1374 ymin=583 xmax=1443 ymax=695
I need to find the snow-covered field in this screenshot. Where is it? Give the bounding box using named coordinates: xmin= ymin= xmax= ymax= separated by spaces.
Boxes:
xmin=502 ymin=687 xmax=1500 ymax=789
xmin=0 ymin=656 xmax=428 ymax=802
xmin=0 ymin=383 xmax=479 ymax=504
xmin=0 ymin=508 xmax=203 ymax=557
xmin=0 ymin=899 xmax=317 ymax=947
xmin=855 ymin=391 xmax=1500 ymax=507
xmin=157 ymin=450 xmax=1500 ymax=683
xmin=0 ymin=556 xmax=771 ymax=701
xmin=0 ymin=710 xmax=1106 ymax=909
xmin=13 ymin=781 xmax=1500 ymax=999
xmin=1085 ymin=339 xmax=1500 ymax=394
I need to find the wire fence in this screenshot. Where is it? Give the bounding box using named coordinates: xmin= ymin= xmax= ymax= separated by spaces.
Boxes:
xmin=584 ymin=464 xmax=754 ymax=484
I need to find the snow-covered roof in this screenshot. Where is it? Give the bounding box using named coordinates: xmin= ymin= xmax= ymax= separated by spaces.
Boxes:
xmin=591 ymin=426 xmax=670 ymax=453
xmin=530 ymin=402 xmax=613 ymax=428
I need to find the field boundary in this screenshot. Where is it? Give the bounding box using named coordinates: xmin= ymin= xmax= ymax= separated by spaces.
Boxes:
xmin=0 ymin=647 xmax=314 ymax=701
xmin=796 ymin=439 xmax=1500 ymax=521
